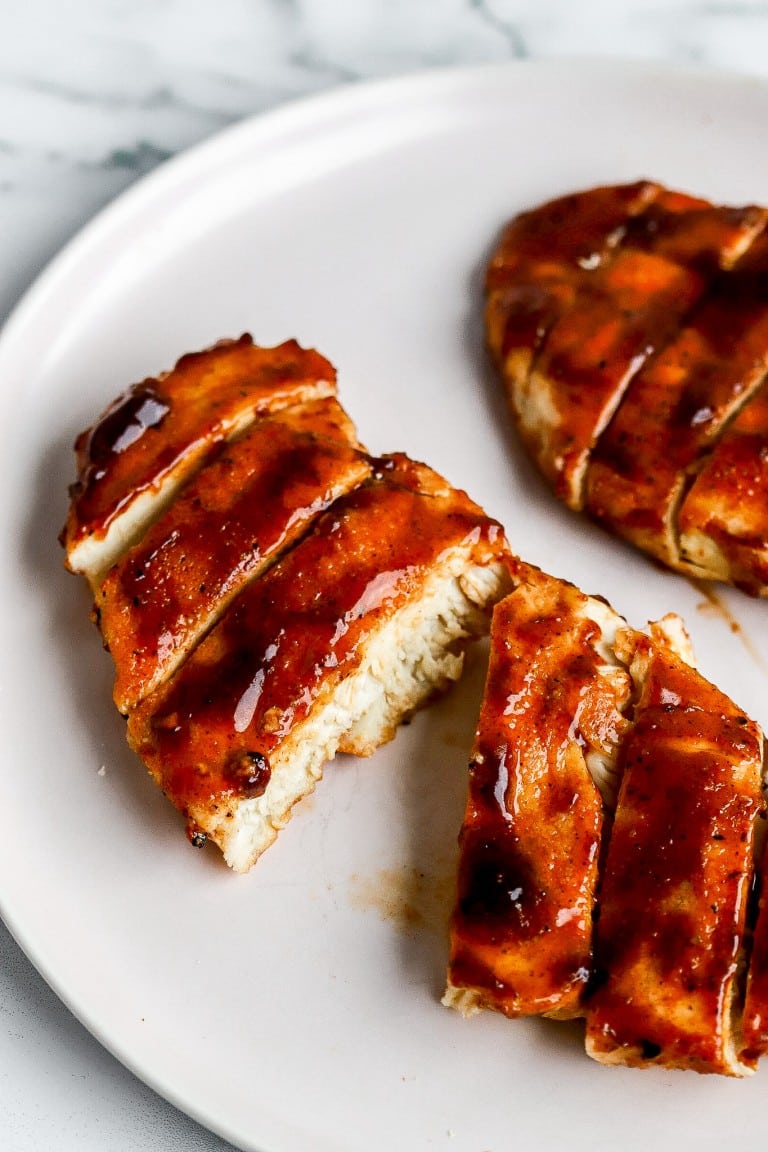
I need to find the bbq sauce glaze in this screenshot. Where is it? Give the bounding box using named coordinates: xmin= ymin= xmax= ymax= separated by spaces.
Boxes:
xmin=530 ymin=193 xmax=764 ymax=509
xmin=586 ymin=232 xmax=768 ymax=565
xmin=63 ymin=336 xmax=337 ymax=554
xmin=486 ymin=180 xmax=658 ymax=377
xmin=679 ymin=375 xmax=768 ymax=594
xmin=586 ymin=636 xmax=763 ymax=1074
xmin=448 ymin=572 xmax=628 ymax=1019
xmin=487 ymin=181 xmax=768 ymax=515
xmin=98 ymin=398 xmax=371 ymax=711
xmin=126 ymin=454 xmax=508 ymax=816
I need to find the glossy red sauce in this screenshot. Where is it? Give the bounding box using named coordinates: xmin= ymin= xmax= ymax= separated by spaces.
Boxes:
xmin=531 ymin=194 xmax=765 ymax=505
xmin=127 ymin=454 xmax=507 ymax=815
xmin=448 ymin=575 xmax=625 ymax=1018
xmin=64 ymin=336 xmax=337 ymax=550
xmin=586 ymin=233 xmax=768 ymax=561
xmin=487 ymin=182 xmax=768 ymax=511
xmin=586 ymin=638 xmax=763 ymax=1073
xmin=742 ymin=833 xmax=768 ymax=1061
xmin=680 ymin=376 xmax=768 ymax=594
xmin=98 ymin=399 xmax=371 ymax=712
xmin=485 ymin=181 xmax=658 ymax=368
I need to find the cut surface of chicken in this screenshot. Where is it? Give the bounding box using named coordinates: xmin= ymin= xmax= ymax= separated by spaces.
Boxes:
xmin=97 ymin=398 xmax=372 ymax=713
xmin=585 ymin=631 xmax=764 ymax=1076
xmin=585 ymin=232 xmax=768 ymax=571
xmin=126 ymin=454 xmax=511 ymax=872
xmin=62 ymin=336 xmax=337 ymax=583
xmin=514 ymin=191 xmax=766 ymax=509
xmin=444 ymin=565 xmax=631 ymax=1020
xmin=678 ymin=376 xmax=768 ymax=595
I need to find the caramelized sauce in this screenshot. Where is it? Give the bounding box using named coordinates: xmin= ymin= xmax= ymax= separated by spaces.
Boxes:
xmin=532 ymin=196 xmax=752 ymax=506
xmin=689 ymin=579 xmax=767 ymax=671
xmin=586 ymin=233 xmax=768 ymax=563
xmin=448 ymin=576 xmax=624 ymax=1018
xmin=99 ymin=400 xmax=371 ymax=711
xmin=65 ymin=336 xmax=337 ymax=549
xmin=680 ymin=378 xmax=768 ymax=596
xmin=586 ymin=639 xmax=763 ymax=1073
xmin=488 ymin=182 xmax=768 ymax=517
xmin=127 ymin=455 xmax=506 ymax=815
xmin=486 ymin=181 xmax=658 ymax=371
xmin=84 ymin=384 xmax=171 ymax=471
xmin=742 ymin=836 xmax=768 ymax=1060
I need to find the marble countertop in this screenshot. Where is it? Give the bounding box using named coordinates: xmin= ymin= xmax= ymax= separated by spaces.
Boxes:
xmin=3 ymin=2 xmax=768 ymax=1149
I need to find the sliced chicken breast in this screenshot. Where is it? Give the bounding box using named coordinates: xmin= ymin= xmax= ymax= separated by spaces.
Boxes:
xmin=486 ymin=181 xmax=768 ymax=594
xmin=96 ymin=398 xmax=371 ymax=713
xmin=126 ymin=455 xmax=511 ymax=872
xmin=586 ymin=232 xmax=768 ymax=572
xmin=585 ymin=631 xmax=764 ymax=1076
xmin=515 ymin=190 xmax=764 ymax=508
xmin=486 ymin=180 xmax=659 ymax=378
xmin=679 ymin=376 xmax=768 ymax=595
xmin=444 ymin=565 xmax=632 ymax=1020
xmin=62 ymin=336 xmax=337 ymax=583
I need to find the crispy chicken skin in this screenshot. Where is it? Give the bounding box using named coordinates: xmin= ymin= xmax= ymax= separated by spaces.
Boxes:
xmin=585 ymin=631 xmax=764 ymax=1076
xmin=97 ymin=398 xmax=371 ymax=713
xmin=444 ymin=565 xmax=630 ymax=1020
xmin=126 ymin=454 xmax=511 ymax=872
xmin=62 ymin=336 xmax=337 ymax=583
xmin=486 ymin=182 xmax=768 ymax=594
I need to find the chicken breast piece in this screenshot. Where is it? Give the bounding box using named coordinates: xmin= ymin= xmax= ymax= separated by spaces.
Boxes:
xmin=678 ymin=376 xmax=768 ymax=595
xmin=487 ymin=181 xmax=768 ymax=593
xmin=62 ymin=336 xmax=337 ymax=583
xmin=96 ymin=398 xmax=371 ymax=713
xmin=585 ymin=232 xmax=768 ymax=572
xmin=742 ymin=832 xmax=768 ymax=1062
xmin=485 ymin=180 xmax=659 ymax=376
xmin=516 ymin=190 xmax=765 ymax=509
xmin=444 ymin=565 xmax=632 ymax=1020
xmin=126 ymin=454 xmax=512 ymax=872
xmin=585 ymin=631 xmax=764 ymax=1076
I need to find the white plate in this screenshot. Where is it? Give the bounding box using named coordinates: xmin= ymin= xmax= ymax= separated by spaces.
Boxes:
xmin=1 ymin=58 xmax=767 ymax=1152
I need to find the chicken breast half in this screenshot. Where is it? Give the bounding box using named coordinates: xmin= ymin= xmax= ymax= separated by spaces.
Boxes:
xmin=126 ymin=454 xmax=511 ymax=872
xmin=486 ymin=181 xmax=768 ymax=594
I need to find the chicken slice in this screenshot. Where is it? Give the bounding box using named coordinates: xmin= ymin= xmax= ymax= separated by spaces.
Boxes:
xmin=678 ymin=377 xmax=768 ymax=594
xmin=96 ymin=398 xmax=372 ymax=714
xmin=62 ymin=336 xmax=337 ymax=583
xmin=443 ymin=565 xmax=632 ymax=1020
xmin=485 ymin=180 xmax=659 ymax=377
xmin=742 ymin=828 xmax=768 ymax=1062
xmin=585 ymin=232 xmax=768 ymax=571
xmin=585 ymin=631 xmax=764 ymax=1076
xmin=126 ymin=455 xmax=512 ymax=872
xmin=517 ymin=190 xmax=765 ymax=509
